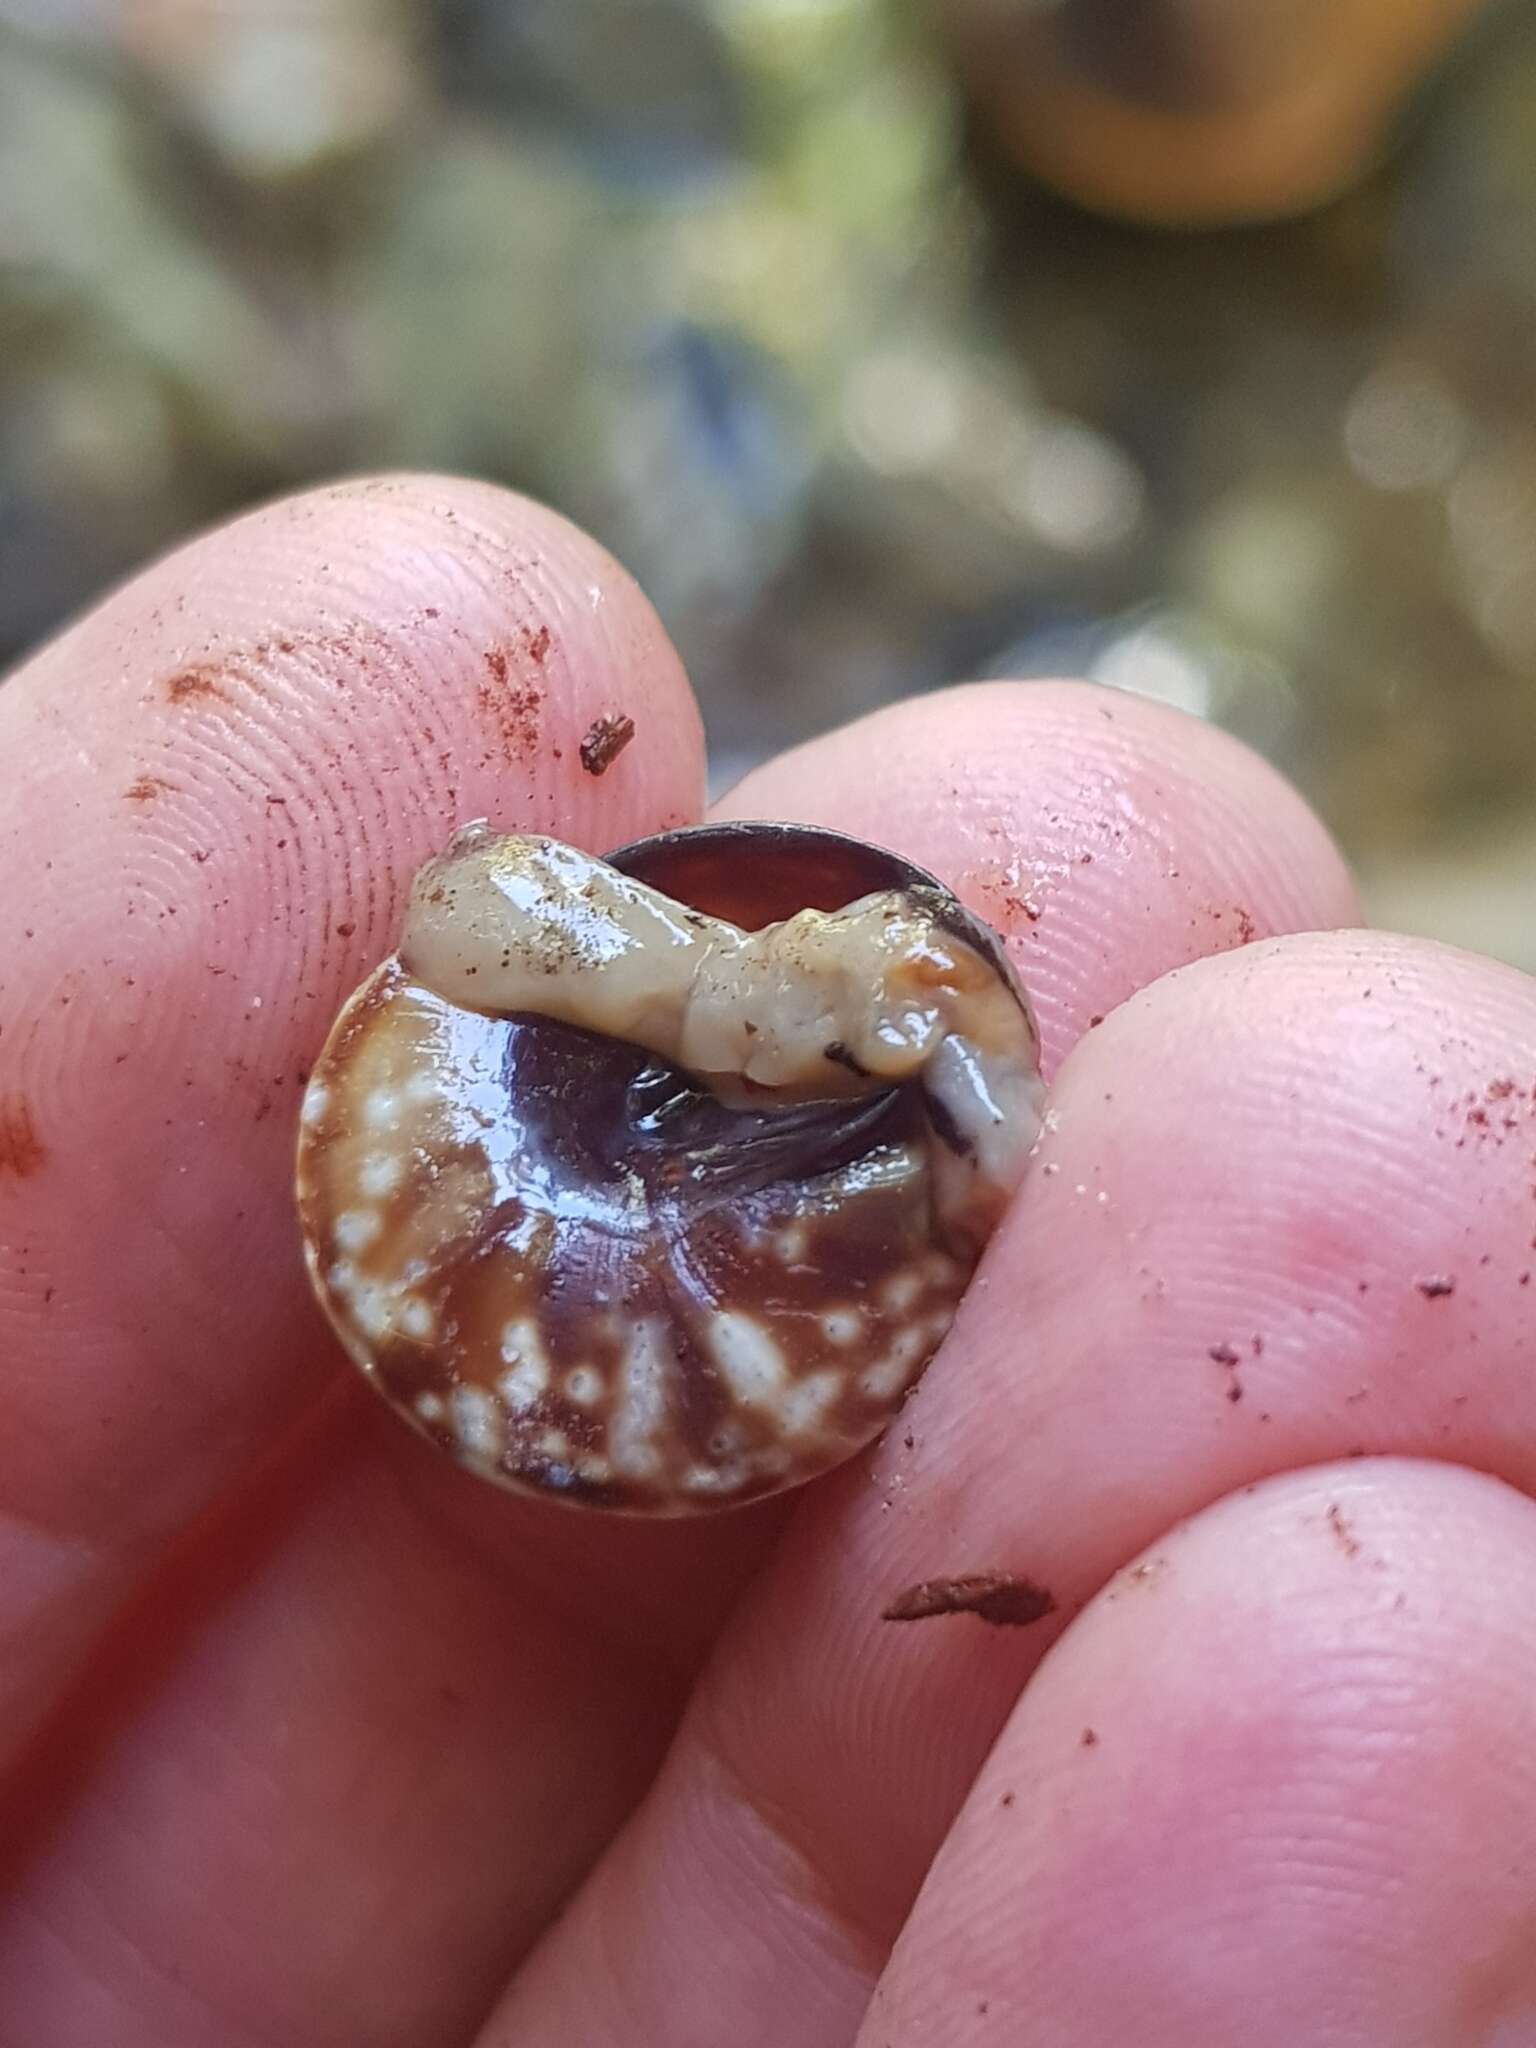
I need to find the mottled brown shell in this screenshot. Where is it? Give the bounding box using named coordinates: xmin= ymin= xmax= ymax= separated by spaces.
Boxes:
xmin=295 ymin=823 xmax=1038 ymax=1514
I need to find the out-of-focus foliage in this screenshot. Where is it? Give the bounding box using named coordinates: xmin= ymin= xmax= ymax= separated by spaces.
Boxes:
xmin=2 ymin=1 xmax=1536 ymax=958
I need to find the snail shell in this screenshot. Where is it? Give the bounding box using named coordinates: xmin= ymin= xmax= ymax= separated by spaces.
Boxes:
xmin=295 ymin=821 xmax=1042 ymax=1514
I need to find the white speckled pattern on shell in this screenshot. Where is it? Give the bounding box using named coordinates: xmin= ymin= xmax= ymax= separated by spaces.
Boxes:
xmin=295 ymin=823 xmax=1041 ymax=1514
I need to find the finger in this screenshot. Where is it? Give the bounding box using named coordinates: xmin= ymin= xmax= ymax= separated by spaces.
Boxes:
xmin=714 ymin=679 xmax=1358 ymax=1072
xmin=863 ymin=1458 xmax=1536 ymax=2046
xmin=0 ymin=1402 xmax=766 ymax=2048
xmin=0 ymin=473 xmax=704 ymax=1763
xmin=479 ymin=684 xmax=1362 ymax=2047
xmin=650 ymin=935 xmax=1536 ymax=2045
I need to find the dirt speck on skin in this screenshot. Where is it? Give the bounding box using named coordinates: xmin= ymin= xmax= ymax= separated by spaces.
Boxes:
xmin=125 ymin=774 xmax=171 ymax=804
xmin=999 ymin=1790 xmax=1015 ymax=1808
xmin=1417 ymin=1275 xmax=1456 ymax=1299
xmin=164 ymin=664 xmax=227 ymax=705
xmin=0 ymin=1095 xmax=46 ymax=1178
xmin=1327 ymin=1503 xmax=1361 ymax=1558
xmin=477 ymin=669 xmax=543 ymax=758
xmin=882 ymin=1570 xmax=1056 ymax=1627
xmin=335 ymin=921 xmax=356 ymax=939
xmin=525 ymin=623 xmax=552 ymax=664
xmin=1208 ymin=1341 xmax=1244 ymax=1401
xmin=1081 ymin=1727 xmax=1099 ymax=1747
xmin=580 ymin=712 xmax=636 ymax=776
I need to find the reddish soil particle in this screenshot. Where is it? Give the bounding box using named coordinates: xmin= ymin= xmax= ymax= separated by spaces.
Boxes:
xmin=994 ymin=891 xmax=1041 ymax=925
xmin=1234 ymin=907 xmax=1257 ymax=943
xmin=1327 ymin=1503 xmax=1361 ymax=1558
xmin=1081 ymin=1727 xmax=1099 ymax=1747
xmin=164 ymin=664 xmax=226 ymax=705
xmin=1087 ymin=1013 xmax=1104 ymax=1027
xmin=1489 ymin=1078 xmax=1517 ymax=1099
xmin=526 ymin=623 xmax=552 ymax=664
xmin=335 ymin=921 xmax=356 ymax=939
xmin=477 ymin=664 xmax=543 ymax=757
xmin=580 ymin=712 xmax=637 ymax=776
xmin=125 ymin=774 xmax=171 ymax=804
xmin=882 ymin=1571 xmax=1056 ymax=1627
xmin=1417 ymin=1276 xmax=1456 ymax=1299
xmin=0 ymin=1095 xmax=46 ymax=1178
xmin=1209 ymin=1344 xmax=1246 ymax=1398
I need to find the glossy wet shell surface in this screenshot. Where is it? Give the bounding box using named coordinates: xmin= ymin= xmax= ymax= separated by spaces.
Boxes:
xmin=295 ymin=824 xmax=1036 ymax=1514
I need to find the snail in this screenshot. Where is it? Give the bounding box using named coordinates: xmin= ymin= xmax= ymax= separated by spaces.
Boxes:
xmin=295 ymin=820 xmax=1042 ymax=1514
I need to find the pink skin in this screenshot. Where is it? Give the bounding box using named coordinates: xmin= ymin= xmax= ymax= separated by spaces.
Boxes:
xmin=2 ymin=478 xmax=1534 ymax=2046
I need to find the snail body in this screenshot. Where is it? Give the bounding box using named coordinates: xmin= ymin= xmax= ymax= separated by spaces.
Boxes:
xmin=296 ymin=821 xmax=1041 ymax=1514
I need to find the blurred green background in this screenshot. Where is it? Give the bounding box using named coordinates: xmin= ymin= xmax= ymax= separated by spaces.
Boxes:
xmin=3 ymin=0 xmax=1536 ymax=962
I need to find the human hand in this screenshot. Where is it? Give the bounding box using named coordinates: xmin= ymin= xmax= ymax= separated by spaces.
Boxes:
xmin=3 ymin=477 xmax=1534 ymax=2046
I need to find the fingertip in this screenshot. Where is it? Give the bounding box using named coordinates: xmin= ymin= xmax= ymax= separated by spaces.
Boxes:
xmin=3 ymin=471 xmax=704 ymax=1161
xmin=865 ymin=1458 xmax=1536 ymax=2047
